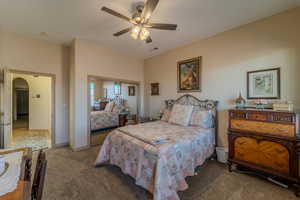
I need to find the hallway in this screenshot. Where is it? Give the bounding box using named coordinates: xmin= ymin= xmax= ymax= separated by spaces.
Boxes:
xmin=13 ymin=115 xmax=28 ymax=129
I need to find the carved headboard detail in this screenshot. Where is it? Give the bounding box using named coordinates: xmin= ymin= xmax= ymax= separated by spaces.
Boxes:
xmin=165 ymin=94 xmax=219 ymax=146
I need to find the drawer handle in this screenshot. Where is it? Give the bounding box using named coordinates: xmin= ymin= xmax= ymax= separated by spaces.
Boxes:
xmin=276 ymin=128 xmax=288 ymax=134
xmin=236 ymin=141 xmax=246 ymax=145
xmin=235 ymin=123 xmax=244 ymax=128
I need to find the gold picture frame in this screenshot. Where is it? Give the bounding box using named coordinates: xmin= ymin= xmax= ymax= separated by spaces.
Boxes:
xmin=177 ymin=57 xmax=201 ymax=93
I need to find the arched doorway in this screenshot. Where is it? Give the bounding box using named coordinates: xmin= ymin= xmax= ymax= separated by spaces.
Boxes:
xmin=13 ymin=78 xmax=29 ymax=129
xmin=10 ymin=73 xmax=53 ymax=151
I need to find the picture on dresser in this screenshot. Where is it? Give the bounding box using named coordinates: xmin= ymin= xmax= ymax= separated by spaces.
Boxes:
xmin=247 ymin=68 xmax=280 ymax=99
xmin=177 ymin=57 xmax=201 ymax=92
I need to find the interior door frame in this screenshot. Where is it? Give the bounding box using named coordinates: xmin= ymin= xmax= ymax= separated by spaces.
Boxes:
xmin=1 ymin=68 xmax=12 ymax=148
xmin=9 ymin=69 xmax=56 ymax=148
xmin=87 ymin=75 xmax=141 ymax=146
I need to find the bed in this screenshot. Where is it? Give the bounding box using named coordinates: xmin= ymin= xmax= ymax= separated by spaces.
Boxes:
xmin=95 ymin=95 xmax=218 ymax=200
xmin=90 ymin=110 xmax=119 ymax=131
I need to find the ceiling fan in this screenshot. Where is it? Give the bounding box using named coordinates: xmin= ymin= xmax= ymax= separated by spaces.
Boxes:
xmin=101 ymin=0 xmax=177 ymax=43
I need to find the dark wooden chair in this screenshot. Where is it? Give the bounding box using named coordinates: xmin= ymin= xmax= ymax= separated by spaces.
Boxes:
xmin=31 ymin=150 xmax=47 ymax=200
xmin=24 ymin=157 xmax=32 ymax=181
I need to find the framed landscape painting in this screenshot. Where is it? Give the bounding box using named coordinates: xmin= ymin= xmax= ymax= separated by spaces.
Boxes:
xmin=177 ymin=57 xmax=201 ymax=93
xmin=247 ymin=68 xmax=280 ymax=99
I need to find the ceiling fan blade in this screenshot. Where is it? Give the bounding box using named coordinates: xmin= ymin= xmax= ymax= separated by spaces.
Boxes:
xmin=101 ymin=7 xmax=131 ymax=22
xmin=145 ymin=36 xmax=152 ymax=43
xmin=141 ymin=0 xmax=159 ymax=23
xmin=145 ymin=23 xmax=177 ymax=30
xmin=113 ymin=27 xmax=132 ymax=37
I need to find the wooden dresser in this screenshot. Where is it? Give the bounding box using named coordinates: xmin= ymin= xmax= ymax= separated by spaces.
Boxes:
xmin=228 ymin=109 xmax=300 ymax=194
xmin=118 ymin=113 xmax=128 ymax=127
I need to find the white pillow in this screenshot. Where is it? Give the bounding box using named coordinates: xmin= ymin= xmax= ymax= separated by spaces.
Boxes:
xmin=189 ymin=110 xmax=213 ymax=128
xmin=161 ymin=109 xmax=171 ymax=121
xmin=104 ymin=101 xmax=115 ymax=112
xmin=168 ymin=104 xmax=193 ymax=126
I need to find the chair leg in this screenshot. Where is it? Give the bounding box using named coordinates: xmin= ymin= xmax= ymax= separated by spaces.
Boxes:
xmin=295 ymin=184 xmax=300 ymax=197
xmin=228 ymin=161 xmax=233 ymax=172
xmin=25 ymin=158 xmax=32 ymax=181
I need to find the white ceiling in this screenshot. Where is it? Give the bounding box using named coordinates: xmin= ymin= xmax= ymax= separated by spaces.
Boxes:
xmin=0 ymin=0 xmax=299 ymax=59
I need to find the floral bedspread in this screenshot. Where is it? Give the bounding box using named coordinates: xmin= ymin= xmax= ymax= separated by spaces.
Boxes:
xmin=90 ymin=111 xmax=119 ymax=131
xmin=95 ymin=121 xmax=215 ymax=200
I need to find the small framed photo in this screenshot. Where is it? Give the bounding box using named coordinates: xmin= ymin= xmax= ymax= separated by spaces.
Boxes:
xmin=247 ymin=68 xmax=280 ymax=99
xmin=151 ymin=83 xmax=159 ymax=96
xmin=177 ymin=57 xmax=201 ymax=93
xmin=128 ymin=86 xmax=135 ymax=96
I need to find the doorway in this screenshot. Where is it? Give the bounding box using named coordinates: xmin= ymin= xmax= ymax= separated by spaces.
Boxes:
xmin=13 ymin=78 xmax=29 ymax=129
xmin=10 ymin=72 xmax=53 ymax=151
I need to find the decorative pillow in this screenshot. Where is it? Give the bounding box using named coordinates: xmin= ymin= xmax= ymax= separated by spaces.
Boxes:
xmin=161 ymin=109 xmax=171 ymax=121
xmin=189 ymin=110 xmax=213 ymax=128
xmin=104 ymin=101 xmax=115 ymax=112
xmin=168 ymin=104 xmax=193 ymax=126
xmin=112 ymin=104 xmax=124 ymax=113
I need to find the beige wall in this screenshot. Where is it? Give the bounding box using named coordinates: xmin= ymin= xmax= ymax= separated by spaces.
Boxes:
xmin=12 ymin=73 xmax=52 ymax=130
xmin=144 ymin=7 xmax=300 ymax=147
xmin=122 ymin=83 xmax=138 ymax=115
xmin=0 ymin=30 xmax=69 ymax=146
xmin=70 ymin=39 xmax=144 ymax=149
xmin=93 ymin=79 xmax=103 ymax=100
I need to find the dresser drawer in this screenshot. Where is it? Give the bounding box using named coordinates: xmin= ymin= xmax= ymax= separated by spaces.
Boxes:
xmin=233 ymin=136 xmax=290 ymax=173
xmin=230 ymin=119 xmax=295 ymax=137
xmin=247 ymin=113 xmax=268 ymax=121
xmin=229 ymin=110 xmax=296 ymax=124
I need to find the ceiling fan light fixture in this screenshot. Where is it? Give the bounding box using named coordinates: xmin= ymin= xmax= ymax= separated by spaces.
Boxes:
xmin=130 ymin=25 xmax=141 ymax=39
xmin=139 ymin=28 xmax=150 ymax=40
xmin=135 ymin=16 xmax=141 ymax=22
xmin=102 ymin=0 xmax=177 ymax=44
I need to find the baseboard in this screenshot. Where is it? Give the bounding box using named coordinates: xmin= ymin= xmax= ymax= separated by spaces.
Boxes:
xmin=53 ymin=142 xmax=69 ymax=148
xmin=27 ymin=129 xmax=49 ymax=132
xmin=71 ymin=145 xmax=90 ymax=152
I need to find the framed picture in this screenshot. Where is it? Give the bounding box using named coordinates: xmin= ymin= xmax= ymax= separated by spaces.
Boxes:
xmin=128 ymin=86 xmax=135 ymax=96
xmin=177 ymin=57 xmax=201 ymax=92
xmin=247 ymin=68 xmax=280 ymax=99
xmin=151 ymin=83 xmax=159 ymax=96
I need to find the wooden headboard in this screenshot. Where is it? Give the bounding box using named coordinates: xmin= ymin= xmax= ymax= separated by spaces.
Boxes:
xmin=165 ymin=94 xmax=219 ymax=146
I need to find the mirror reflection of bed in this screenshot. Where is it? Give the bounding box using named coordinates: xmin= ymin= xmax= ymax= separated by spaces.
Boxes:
xmin=88 ymin=77 xmax=139 ymax=146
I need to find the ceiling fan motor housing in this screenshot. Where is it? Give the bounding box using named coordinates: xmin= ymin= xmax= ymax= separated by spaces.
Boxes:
xmin=132 ymin=5 xmax=144 ymax=23
xmin=136 ymin=5 xmax=144 ymax=13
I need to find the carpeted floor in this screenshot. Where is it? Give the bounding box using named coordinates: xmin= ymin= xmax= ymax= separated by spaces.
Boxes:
xmin=39 ymin=146 xmax=298 ymax=200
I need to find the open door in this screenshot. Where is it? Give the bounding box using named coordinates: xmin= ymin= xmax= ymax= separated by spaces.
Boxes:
xmin=0 ymin=68 xmax=12 ymax=149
